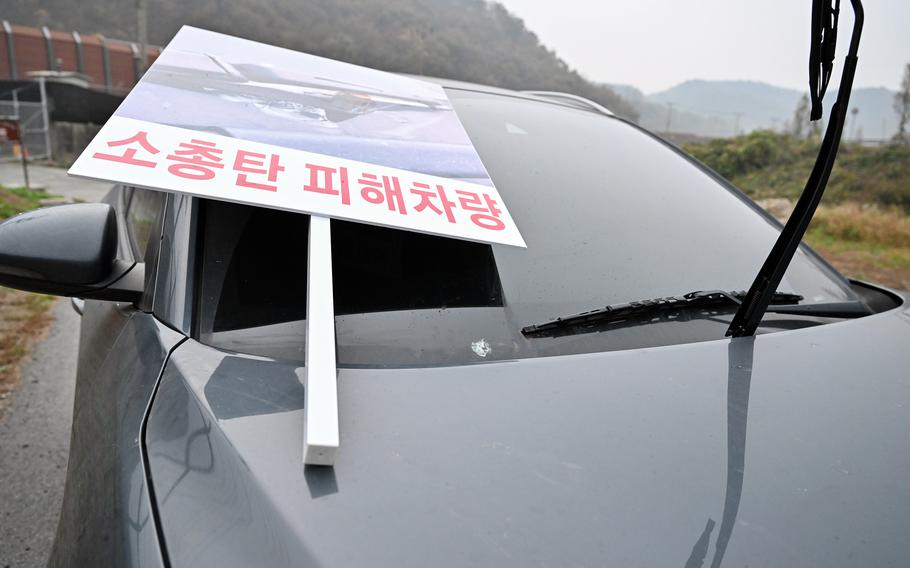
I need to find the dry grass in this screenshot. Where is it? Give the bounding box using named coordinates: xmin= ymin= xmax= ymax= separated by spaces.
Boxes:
xmin=0 ymin=185 xmax=60 ymax=418
xmin=0 ymin=288 xmax=57 ymax=416
xmin=753 ymin=201 xmax=910 ymax=291
xmin=805 ymin=204 xmax=910 ymax=290
xmin=809 ymin=203 xmax=910 ymax=248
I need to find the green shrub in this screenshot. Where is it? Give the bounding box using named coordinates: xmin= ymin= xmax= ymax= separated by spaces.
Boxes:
xmin=684 ymin=134 xmax=910 ymax=213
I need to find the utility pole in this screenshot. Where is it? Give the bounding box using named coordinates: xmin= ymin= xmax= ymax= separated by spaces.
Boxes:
xmin=136 ymin=0 xmax=148 ymax=75
xmin=38 ymin=77 xmax=51 ymax=165
xmin=733 ymin=112 xmax=744 ymax=136
xmin=665 ymin=103 xmax=674 ymax=134
xmin=849 ymin=107 xmax=859 ymax=141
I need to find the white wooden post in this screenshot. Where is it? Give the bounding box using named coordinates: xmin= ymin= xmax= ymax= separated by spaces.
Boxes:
xmin=303 ymin=215 xmax=339 ymax=466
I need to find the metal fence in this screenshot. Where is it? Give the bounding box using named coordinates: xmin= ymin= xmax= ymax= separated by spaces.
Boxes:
xmin=0 ymin=82 xmax=52 ymax=161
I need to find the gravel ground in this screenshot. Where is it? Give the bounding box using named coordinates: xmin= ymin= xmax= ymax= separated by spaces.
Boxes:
xmin=0 ymin=294 xmax=79 ymax=567
xmin=0 ymin=161 xmax=106 ymax=567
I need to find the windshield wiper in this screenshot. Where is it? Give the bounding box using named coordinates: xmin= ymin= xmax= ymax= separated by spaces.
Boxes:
xmin=521 ymin=290 xmax=871 ymax=337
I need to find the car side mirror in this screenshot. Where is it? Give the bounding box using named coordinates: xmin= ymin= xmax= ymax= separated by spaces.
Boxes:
xmin=0 ymin=203 xmax=143 ymax=302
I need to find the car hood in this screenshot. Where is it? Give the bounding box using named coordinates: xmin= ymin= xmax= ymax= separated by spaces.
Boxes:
xmin=146 ymin=299 xmax=910 ymax=567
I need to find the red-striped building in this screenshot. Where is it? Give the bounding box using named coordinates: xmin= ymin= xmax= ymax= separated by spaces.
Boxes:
xmin=1 ymin=21 xmax=160 ymax=95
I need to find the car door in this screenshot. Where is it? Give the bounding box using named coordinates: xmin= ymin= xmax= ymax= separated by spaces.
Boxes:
xmin=49 ymin=187 xmax=185 ymax=568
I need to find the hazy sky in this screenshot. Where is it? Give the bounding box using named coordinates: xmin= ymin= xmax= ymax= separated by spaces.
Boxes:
xmin=495 ymin=0 xmax=910 ymax=94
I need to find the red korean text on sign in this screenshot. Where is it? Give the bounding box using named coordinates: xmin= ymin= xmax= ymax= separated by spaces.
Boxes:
xmin=166 ymin=139 xmax=224 ymax=180
xmin=303 ymin=163 xmax=350 ymax=205
xmin=455 ymin=190 xmax=505 ymax=230
xmin=411 ymin=182 xmax=456 ymax=223
xmin=234 ymin=150 xmax=285 ymax=192
xmin=93 ymin=131 xmax=160 ymax=168
xmin=357 ymin=172 xmax=407 ymax=215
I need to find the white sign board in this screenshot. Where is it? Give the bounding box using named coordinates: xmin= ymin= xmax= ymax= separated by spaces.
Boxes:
xmin=69 ymin=26 xmax=525 ymax=248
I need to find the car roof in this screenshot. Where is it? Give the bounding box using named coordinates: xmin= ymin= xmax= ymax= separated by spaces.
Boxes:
xmin=399 ymin=73 xmax=616 ymax=118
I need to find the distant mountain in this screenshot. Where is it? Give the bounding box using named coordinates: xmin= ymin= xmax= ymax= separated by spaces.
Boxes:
xmin=610 ymin=79 xmax=900 ymax=139
xmin=609 ymin=83 xmax=737 ymax=137
xmin=649 ymin=80 xmax=800 ymax=133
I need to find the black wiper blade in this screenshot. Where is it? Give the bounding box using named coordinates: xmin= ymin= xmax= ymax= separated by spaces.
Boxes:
xmin=522 ymin=290 xmax=800 ymax=336
xmin=521 ymin=290 xmax=873 ymax=337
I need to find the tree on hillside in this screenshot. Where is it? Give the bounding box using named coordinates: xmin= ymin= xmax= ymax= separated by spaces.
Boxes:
xmin=809 ymin=116 xmax=823 ymax=140
xmin=895 ymin=62 xmax=910 ymax=144
xmin=789 ymin=94 xmax=810 ymax=139
xmin=2 ymin=0 xmax=638 ymax=120
xmin=849 ymin=107 xmax=860 ymax=141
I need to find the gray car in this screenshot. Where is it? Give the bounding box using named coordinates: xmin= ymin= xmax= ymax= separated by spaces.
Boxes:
xmin=1 ymin=80 xmax=908 ymax=567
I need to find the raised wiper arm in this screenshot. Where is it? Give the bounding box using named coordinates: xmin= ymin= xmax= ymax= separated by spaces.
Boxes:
xmin=726 ymin=0 xmax=864 ymax=337
xmin=522 ymin=290 xmax=803 ymax=336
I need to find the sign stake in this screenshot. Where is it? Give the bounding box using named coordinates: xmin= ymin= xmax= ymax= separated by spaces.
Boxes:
xmin=303 ymin=215 xmax=339 ymax=466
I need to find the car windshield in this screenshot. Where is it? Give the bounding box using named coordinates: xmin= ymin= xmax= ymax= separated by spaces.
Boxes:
xmin=196 ymin=87 xmax=857 ymax=366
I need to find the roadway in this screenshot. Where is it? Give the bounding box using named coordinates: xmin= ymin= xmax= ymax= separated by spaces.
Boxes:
xmin=0 ymin=163 xmax=110 ymax=567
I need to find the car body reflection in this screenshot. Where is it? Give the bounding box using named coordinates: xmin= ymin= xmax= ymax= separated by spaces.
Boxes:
xmin=685 ymin=337 xmax=754 ymax=568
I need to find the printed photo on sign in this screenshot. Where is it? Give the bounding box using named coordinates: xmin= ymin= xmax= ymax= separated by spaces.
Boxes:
xmin=115 ymin=27 xmax=492 ymax=186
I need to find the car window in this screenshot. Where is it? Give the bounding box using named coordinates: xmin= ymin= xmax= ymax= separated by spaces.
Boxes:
xmin=196 ymin=88 xmax=858 ymax=366
xmin=197 ymin=201 xmax=503 ymax=333
xmin=197 ymin=202 xmax=310 ymax=334
xmin=125 ymin=187 xmax=166 ymax=260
